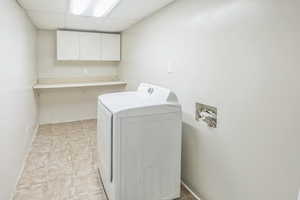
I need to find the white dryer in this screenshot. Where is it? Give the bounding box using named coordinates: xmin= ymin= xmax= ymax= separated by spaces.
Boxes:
xmin=97 ymin=83 xmax=182 ymax=200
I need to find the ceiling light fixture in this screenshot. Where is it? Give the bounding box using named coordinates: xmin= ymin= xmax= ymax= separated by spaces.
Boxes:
xmin=69 ymin=0 xmax=120 ymax=18
xmin=70 ymin=0 xmax=93 ymax=16
xmin=93 ymin=0 xmax=120 ymax=17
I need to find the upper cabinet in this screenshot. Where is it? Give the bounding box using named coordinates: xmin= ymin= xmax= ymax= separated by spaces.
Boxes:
xmin=57 ymin=30 xmax=121 ymax=61
xmin=57 ymin=31 xmax=79 ymax=61
xmin=79 ymin=32 xmax=102 ymax=61
xmin=102 ymin=33 xmax=121 ymax=61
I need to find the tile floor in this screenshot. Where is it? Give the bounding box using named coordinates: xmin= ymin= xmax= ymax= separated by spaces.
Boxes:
xmin=13 ymin=120 xmax=196 ymax=200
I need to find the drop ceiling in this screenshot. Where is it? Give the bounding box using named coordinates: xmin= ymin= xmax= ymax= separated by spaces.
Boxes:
xmin=17 ymin=0 xmax=175 ymax=32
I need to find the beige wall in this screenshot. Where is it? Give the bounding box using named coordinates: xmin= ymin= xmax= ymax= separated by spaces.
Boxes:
xmin=37 ymin=30 xmax=123 ymax=124
xmin=119 ymin=0 xmax=300 ymax=199
xmin=0 ymin=0 xmax=38 ymax=199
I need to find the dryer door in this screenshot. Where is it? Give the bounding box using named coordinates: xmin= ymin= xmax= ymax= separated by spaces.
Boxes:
xmin=97 ymin=102 xmax=113 ymax=189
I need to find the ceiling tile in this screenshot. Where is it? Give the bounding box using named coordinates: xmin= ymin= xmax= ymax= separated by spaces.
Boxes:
xmin=64 ymin=14 xmax=106 ymax=31
xmin=19 ymin=0 xmax=176 ymax=31
xmin=18 ymin=0 xmax=68 ymax=13
xmin=107 ymin=0 xmax=175 ymax=20
xmin=27 ymin=11 xmax=65 ymax=30
xmin=101 ymin=18 xmax=138 ymax=32
xmin=64 ymin=15 xmax=137 ymax=32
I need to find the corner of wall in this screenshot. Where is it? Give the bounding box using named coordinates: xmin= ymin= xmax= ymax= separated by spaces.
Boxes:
xmin=10 ymin=123 xmax=39 ymax=200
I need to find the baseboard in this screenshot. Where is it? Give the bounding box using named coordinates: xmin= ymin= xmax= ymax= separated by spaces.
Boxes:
xmin=181 ymin=181 xmax=201 ymax=200
xmin=10 ymin=123 xmax=39 ymax=200
xmin=39 ymin=118 xmax=96 ymax=125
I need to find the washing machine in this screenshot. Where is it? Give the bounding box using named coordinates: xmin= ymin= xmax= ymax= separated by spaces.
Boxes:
xmin=97 ymin=83 xmax=182 ymax=200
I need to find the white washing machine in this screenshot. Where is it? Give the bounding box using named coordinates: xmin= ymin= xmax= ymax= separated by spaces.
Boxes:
xmin=97 ymin=83 xmax=182 ymax=200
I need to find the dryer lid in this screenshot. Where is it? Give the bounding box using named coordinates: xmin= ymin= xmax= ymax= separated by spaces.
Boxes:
xmin=99 ymin=83 xmax=180 ymax=113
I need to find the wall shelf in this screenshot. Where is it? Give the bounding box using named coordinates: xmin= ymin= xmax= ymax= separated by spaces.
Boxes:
xmin=33 ymin=81 xmax=127 ymax=90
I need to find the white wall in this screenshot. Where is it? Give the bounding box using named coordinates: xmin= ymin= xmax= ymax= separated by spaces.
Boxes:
xmin=37 ymin=30 xmax=123 ymax=124
xmin=0 ymin=0 xmax=38 ymax=199
xmin=119 ymin=0 xmax=300 ymax=200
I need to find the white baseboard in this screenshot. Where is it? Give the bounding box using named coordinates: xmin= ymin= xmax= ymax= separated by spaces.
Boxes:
xmin=39 ymin=118 xmax=96 ymax=125
xmin=181 ymin=181 xmax=201 ymax=200
xmin=10 ymin=123 xmax=39 ymax=200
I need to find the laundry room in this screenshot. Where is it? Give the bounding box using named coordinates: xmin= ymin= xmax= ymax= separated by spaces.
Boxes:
xmin=1 ymin=0 xmax=300 ymax=200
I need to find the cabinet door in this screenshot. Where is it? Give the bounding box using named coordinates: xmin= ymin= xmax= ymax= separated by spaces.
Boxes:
xmin=57 ymin=31 xmax=79 ymax=60
xmin=79 ymin=32 xmax=102 ymax=61
xmin=102 ymin=33 xmax=121 ymax=61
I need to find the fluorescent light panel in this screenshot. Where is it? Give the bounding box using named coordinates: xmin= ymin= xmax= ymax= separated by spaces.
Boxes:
xmin=70 ymin=0 xmax=120 ymax=18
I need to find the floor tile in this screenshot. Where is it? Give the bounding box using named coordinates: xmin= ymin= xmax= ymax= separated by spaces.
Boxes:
xmin=13 ymin=120 xmax=197 ymax=200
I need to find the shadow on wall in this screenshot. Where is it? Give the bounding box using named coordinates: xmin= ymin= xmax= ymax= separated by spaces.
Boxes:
xmin=181 ymin=121 xmax=201 ymax=187
xmin=181 ymin=113 xmax=237 ymax=200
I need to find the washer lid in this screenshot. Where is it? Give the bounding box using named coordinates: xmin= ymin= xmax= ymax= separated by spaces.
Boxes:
xmin=99 ymin=83 xmax=180 ymax=113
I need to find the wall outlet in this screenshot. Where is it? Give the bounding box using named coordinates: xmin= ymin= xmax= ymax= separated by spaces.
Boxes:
xmin=167 ymin=60 xmax=174 ymax=74
xmin=83 ymin=68 xmax=88 ymax=75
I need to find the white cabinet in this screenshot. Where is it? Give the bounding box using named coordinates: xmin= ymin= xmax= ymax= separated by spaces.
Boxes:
xmin=57 ymin=30 xmax=121 ymax=61
xmin=102 ymin=33 xmax=121 ymax=61
xmin=57 ymin=31 xmax=79 ymax=61
xmin=79 ymin=32 xmax=102 ymax=61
